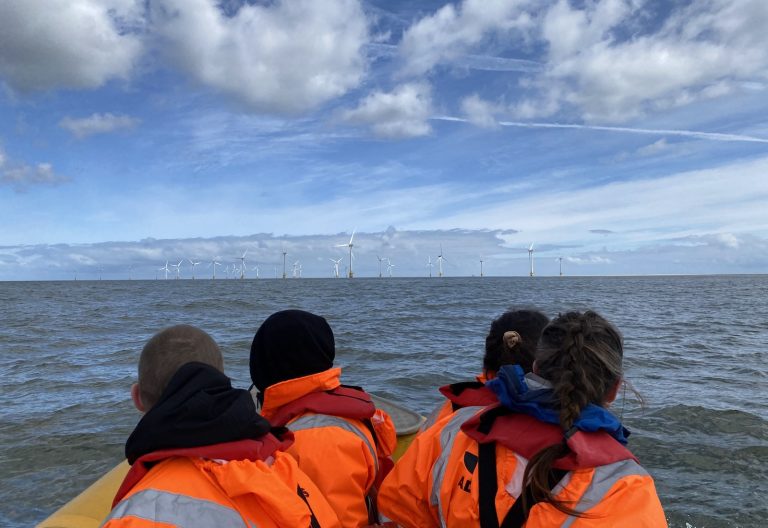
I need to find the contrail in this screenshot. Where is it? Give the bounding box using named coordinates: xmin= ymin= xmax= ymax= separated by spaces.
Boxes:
xmin=432 ymin=116 xmax=768 ymax=144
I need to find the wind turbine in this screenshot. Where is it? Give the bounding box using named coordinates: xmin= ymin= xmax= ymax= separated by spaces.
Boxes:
xmin=335 ymin=229 xmax=355 ymax=278
xmin=479 ymin=255 xmax=484 ymax=278
xmin=377 ymin=256 xmax=384 ymax=278
xmin=528 ymin=243 xmax=535 ymax=277
xmin=436 ymin=245 xmax=446 ymax=277
xmin=208 ymin=257 xmax=221 ymax=279
xmin=128 ymin=265 xmax=133 ymax=281
xmin=189 ymin=259 xmax=201 ymax=280
xmin=252 ymin=265 xmax=260 ymax=279
xmin=330 ymin=257 xmax=342 ymax=278
xmin=171 ymin=260 xmax=183 ymax=280
xmin=386 ymin=258 xmax=395 ymax=277
xmin=159 ymin=261 xmax=170 ymax=280
xmin=282 ymin=249 xmax=287 ymax=279
xmin=237 ymin=250 xmax=248 ymax=279
xmin=292 ymin=260 xmax=300 ymax=278
xmin=558 ymin=256 xmax=564 ymax=277
xmin=426 ymin=256 xmax=433 ymax=277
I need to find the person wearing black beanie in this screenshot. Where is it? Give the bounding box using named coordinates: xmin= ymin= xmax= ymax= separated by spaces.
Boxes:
xmin=250 ymin=309 xmax=336 ymax=395
xmin=249 ymin=309 xmax=397 ymax=528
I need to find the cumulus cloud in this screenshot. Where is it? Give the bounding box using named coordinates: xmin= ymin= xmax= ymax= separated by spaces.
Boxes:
xmin=342 ymin=83 xmax=433 ymax=138
xmin=59 ymin=113 xmax=141 ymax=139
xmin=150 ymin=0 xmax=369 ymax=114
xmin=531 ymin=0 xmax=768 ymax=122
xmin=0 ymin=0 xmax=143 ymax=92
xmin=398 ymin=0 xmax=534 ymax=76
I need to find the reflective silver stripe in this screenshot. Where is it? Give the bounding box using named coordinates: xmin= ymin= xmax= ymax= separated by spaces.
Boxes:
xmin=430 ymin=406 xmax=483 ymax=528
xmin=420 ymin=402 xmax=445 ymax=432
xmin=289 ymin=414 xmax=379 ymax=474
xmin=101 ymin=488 xmax=250 ymax=527
xmin=560 ymin=459 xmax=649 ymax=527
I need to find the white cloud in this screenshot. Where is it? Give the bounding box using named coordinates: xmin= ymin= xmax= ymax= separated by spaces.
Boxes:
xmin=398 ymin=0 xmax=534 ymax=76
xmin=1 ymin=162 xmax=68 ymax=191
xmin=342 ymin=83 xmax=433 ymax=138
xmin=413 ymin=155 xmax=768 ymax=251
xmin=461 ymin=94 xmax=500 ymax=128
xmin=59 ymin=113 xmax=141 ymax=139
xmin=0 ymin=0 xmax=143 ymax=92
xmin=151 ymin=0 xmax=369 ymax=114
xmin=533 ymin=0 xmax=768 ymax=122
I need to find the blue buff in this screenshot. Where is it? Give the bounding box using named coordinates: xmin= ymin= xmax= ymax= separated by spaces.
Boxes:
xmin=486 ymin=365 xmax=630 ymax=445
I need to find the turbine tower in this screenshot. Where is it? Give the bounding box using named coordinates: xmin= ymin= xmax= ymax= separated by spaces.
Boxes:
xmin=335 ymin=229 xmax=355 ymax=278
xmin=377 ymin=255 xmax=384 ymax=278
xmin=436 ymin=245 xmax=446 ymax=277
xmin=528 ymin=243 xmax=535 ymax=277
xmin=330 ymin=257 xmax=342 ymax=278
xmin=209 ymin=257 xmax=221 ymax=279
xmin=282 ymin=249 xmax=287 ymax=279
xmin=159 ymin=261 xmax=170 ymax=280
xmin=171 ymin=260 xmax=183 ymax=280
xmin=479 ymin=255 xmax=484 ymax=278
xmin=427 ymin=256 xmax=433 ymax=278
xmin=558 ymin=256 xmax=564 ymax=277
xmin=386 ymin=258 xmax=394 ymax=277
xmin=189 ymin=259 xmax=200 ymax=280
xmin=237 ymin=250 xmax=248 ymax=279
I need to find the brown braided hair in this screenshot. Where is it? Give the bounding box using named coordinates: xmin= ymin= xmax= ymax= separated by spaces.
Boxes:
xmin=521 ymin=310 xmax=624 ymax=517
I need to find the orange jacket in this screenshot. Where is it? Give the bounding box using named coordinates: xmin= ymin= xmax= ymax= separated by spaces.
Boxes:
xmin=261 ymin=367 xmax=396 ymax=528
xmin=378 ymin=406 xmax=667 ymax=528
xmin=102 ymin=439 xmax=340 ymax=528
xmin=420 ymin=373 xmax=492 ymax=432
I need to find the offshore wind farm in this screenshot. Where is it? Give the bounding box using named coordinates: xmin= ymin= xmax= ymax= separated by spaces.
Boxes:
xmin=12 ymin=229 xmax=563 ymax=281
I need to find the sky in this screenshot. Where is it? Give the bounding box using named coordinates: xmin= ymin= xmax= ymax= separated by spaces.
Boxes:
xmin=1 ymin=0 xmax=767 ymax=280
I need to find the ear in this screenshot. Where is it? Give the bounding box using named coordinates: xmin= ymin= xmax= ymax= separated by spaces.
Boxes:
xmin=604 ymin=379 xmax=622 ymax=406
xmin=131 ymin=383 xmax=146 ymax=413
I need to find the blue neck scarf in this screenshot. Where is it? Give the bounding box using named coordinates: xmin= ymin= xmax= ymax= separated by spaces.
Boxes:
xmin=486 ymin=365 xmax=630 ymax=445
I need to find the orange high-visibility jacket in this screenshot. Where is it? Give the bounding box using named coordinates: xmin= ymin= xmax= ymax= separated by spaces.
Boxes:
xmin=102 ymin=439 xmax=341 ymax=528
xmin=261 ymin=367 xmax=397 ymax=528
xmin=378 ymin=406 xmax=667 ymax=528
xmin=419 ymin=374 xmax=495 ymax=433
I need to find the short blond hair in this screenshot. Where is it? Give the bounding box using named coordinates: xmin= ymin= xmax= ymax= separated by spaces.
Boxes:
xmin=138 ymin=325 xmax=224 ymax=409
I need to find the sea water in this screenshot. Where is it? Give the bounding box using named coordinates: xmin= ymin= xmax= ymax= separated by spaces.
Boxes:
xmin=1 ymin=276 xmax=766 ymax=527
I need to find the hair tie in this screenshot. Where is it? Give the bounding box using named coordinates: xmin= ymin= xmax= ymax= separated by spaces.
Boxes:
xmin=503 ymin=330 xmax=521 ymax=349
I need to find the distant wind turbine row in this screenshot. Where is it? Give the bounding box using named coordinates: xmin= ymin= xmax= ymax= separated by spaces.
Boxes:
xmin=75 ymin=232 xmax=569 ymax=280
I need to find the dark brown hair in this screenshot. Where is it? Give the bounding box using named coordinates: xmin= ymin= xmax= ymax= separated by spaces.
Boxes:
xmin=522 ymin=310 xmax=623 ymax=516
xmin=138 ymin=324 xmax=224 ymax=409
xmin=483 ymin=309 xmax=550 ymax=375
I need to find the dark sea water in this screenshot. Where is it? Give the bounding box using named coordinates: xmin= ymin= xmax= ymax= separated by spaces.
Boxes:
xmin=1 ymin=276 xmax=767 ymax=527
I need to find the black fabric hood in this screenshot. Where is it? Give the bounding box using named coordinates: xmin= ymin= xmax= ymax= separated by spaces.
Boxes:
xmin=125 ymin=362 xmax=272 ymax=464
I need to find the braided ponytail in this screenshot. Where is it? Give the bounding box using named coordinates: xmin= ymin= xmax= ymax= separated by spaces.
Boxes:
xmin=521 ymin=311 xmax=624 ymax=516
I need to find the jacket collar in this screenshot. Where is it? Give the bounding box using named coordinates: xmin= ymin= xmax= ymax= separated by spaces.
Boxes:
xmin=260 ymin=367 xmax=342 ymax=420
xmin=486 ymin=365 xmax=630 ymax=444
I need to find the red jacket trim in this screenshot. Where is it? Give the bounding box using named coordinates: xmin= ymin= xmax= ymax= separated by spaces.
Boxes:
xmin=112 ymin=435 xmax=293 ymax=507
xmin=461 ymin=404 xmax=637 ymax=470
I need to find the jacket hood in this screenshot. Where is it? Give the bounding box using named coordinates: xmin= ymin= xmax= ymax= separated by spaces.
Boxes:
xmin=486 ymin=364 xmax=630 ymax=444
xmin=126 ymin=362 xmax=273 ymax=464
xmin=250 ymin=309 xmax=335 ymax=392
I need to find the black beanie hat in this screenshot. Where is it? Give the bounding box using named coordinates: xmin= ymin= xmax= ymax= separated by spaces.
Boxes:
xmin=250 ymin=309 xmax=336 ymax=392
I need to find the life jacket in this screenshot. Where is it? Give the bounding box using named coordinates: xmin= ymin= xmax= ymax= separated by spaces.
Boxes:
xmin=439 ymin=380 xmax=498 ymax=412
xmin=113 ymin=435 xmax=292 ymax=507
xmin=461 ymin=404 xmax=638 ymax=528
xmin=268 ymin=385 xmax=395 ymax=488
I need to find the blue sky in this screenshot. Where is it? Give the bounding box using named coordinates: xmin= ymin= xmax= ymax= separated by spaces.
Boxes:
xmin=1 ymin=0 xmax=767 ymax=280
